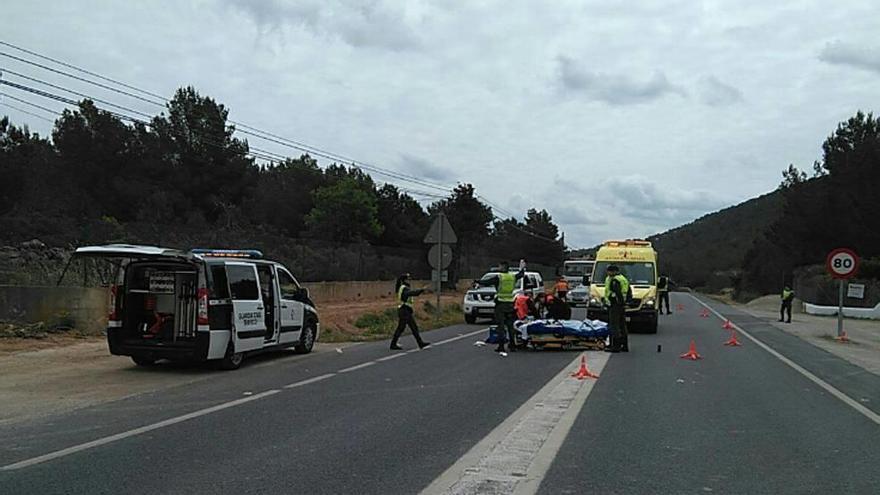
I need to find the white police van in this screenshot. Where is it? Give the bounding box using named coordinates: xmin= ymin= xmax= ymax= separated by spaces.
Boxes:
xmin=73 ymin=245 xmax=319 ymax=370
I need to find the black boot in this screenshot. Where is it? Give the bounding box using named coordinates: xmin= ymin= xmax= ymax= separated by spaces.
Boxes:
xmin=495 ymin=344 xmax=506 ymax=353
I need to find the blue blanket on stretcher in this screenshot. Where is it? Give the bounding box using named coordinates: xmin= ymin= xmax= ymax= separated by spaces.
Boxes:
xmin=485 ymin=319 xmax=610 ymax=343
xmin=521 ymin=319 xmax=610 ymax=339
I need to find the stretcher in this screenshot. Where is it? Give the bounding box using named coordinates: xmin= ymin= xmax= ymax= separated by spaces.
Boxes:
xmin=518 ymin=319 xmax=610 ymax=350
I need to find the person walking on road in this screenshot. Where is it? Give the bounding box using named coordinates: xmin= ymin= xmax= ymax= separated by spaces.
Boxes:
xmin=658 ymin=274 xmax=671 ymax=315
xmin=390 ymin=273 xmax=430 ymax=350
xmin=477 ymin=261 xmax=527 ymax=353
xmin=780 ymin=285 xmax=795 ymax=324
xmin=603 ymin=265 xmax=630 ymax=353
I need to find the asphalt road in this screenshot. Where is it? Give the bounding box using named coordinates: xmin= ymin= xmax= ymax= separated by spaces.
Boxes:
xmin=1 ymin=292 xmax=878 ymax=494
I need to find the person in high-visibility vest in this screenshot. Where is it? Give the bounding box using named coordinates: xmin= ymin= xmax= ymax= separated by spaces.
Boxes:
xmin=603 ymin=265 xmax=630 ymax=353
xmin=477 ymin=261 xmax=527 ymax=353
xmin=779 ymin=286 xmax=794 ymax=324
xmin=555 ymin=276 xmax=570 ymax=301
xmin=390 ymin=273 xmax=430 ymax=350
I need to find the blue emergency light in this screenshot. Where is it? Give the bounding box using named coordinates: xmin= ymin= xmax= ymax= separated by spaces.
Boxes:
xmin=191 ymin=248 xmax=264 ymax=259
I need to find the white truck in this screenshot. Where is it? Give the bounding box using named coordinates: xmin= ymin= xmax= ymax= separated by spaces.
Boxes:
xmin=462 ymin=270 xmax=544 ymax=324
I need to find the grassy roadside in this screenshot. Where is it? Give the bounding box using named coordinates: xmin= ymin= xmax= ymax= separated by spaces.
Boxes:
xmin=322 ymin=299 xmax=465 ymax=343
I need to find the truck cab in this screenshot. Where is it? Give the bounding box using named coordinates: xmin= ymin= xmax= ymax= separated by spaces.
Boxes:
xmin=74 ymin=245 xmax=319 ymax=370
xmin=586 ymin=240 xmax=659 ymax=333
xmin=562 ymin=259 xmax=594 ymax=287
xmin=463 ymin=270 xmax=544 ymax=324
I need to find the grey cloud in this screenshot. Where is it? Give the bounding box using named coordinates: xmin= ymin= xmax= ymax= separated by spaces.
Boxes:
xmin=603 ymin=175 xmax=730 ymax=222
xmin=555 ymin=56 xmax=686 ymax=105
xmin=398 ymin=154 xmax=456 ymax=183
xmin=225 ymin=0 xmax=421 ymax=51
xmin=698 ymin=76 xmax=743 ymax=106
xmin=819 ymin=41 xmax=880 ymax=74
xmin=553 ymin=208 xmax=608 ymax=227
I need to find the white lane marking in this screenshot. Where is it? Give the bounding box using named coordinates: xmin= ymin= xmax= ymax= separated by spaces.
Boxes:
xmin=0 ymin=389 xmax=282 ymax=471
xmin=283 ymin=373 xmax=335 ymax=389
xmin=338 ymin=361 xmax=376 ymax=373
xmin=689 ymin=294 xmax=880 ymax=426
xmin=433 ymin=328 xmax=489 ymax=346
xmin=1 ymin=327 xmax=490 ymax=471
xmin=377 ymin=353 xmax=407 ymax=362
xmin=422 ymin=351 xmax=610 ymax=495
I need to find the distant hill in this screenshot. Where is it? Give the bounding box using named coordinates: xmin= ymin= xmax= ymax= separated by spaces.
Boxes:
xmin=648 ymin=190 xmax=784 ymax=292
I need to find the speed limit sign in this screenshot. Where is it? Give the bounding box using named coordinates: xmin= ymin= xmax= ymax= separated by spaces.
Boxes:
xmin=826 ymin=248 xmax=859 ymax=279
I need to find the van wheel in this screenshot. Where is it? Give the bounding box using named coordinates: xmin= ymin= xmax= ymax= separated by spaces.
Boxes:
xmin=219 ymin=341 xmax=244 ymax=370
xmin=295 ymin=324 xmax=316 ymax=354
xmin=465 ymin=314 xmax=476 ymax=324
xmin=131 ymin=355 xmax=156 ymax=366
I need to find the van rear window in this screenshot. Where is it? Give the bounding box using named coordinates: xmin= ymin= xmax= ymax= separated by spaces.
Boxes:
xmin=209 ymin=265 xmax=230 ymax=299
xmin=227 ymin=265 xmax=259 ymax=301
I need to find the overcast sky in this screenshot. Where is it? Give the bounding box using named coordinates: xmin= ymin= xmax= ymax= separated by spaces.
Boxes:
xmin=2 ymin=1 xmax=878 ymax=247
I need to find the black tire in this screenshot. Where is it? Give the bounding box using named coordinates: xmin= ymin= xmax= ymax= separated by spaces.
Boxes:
xmin=131 ymin=355 xmax=156 ymax=367
xmin=465 ymin=314 xmax=477 ymax=324
xmin=295 ymin=324 xmax=316 ymax=354
xmin=218 ymin=340 xmax=244 ymax=370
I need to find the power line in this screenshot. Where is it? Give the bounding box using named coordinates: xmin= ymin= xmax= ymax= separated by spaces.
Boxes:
xmin=0 ymin=101 xmax=55 ymax=123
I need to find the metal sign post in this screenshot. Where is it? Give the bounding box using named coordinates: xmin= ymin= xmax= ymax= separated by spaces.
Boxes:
xmin=424 ymin=212 xmax=457 ymax=322
xmin=826 ymin=248 xmax=859 ymax=338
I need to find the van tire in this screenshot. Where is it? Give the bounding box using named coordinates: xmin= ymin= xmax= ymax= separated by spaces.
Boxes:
xmin=465 ymin=314 xmax=476 ymax=324
xmin=131 ymin=355 xmax=156 ymax=366
xmin=219 ymin=341 xmax=244 ymax=370
xmin=295 ymin=324 xmax=316 ymax=354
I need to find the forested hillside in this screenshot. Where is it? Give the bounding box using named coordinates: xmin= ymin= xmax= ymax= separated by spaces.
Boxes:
xmin=0 ymin=87 xmax=565 ymax=282
xmin=649 ymin=111 xmax=880 ymax=299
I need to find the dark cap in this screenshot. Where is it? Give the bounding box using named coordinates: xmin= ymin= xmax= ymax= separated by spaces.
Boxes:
xmin=606 ymin=265 xmax=620 ymax=273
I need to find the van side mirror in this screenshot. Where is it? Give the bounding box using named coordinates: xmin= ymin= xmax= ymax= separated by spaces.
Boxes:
xmin=583 ymin=275 xmax=590 ymax=285
xmin=296 ymin=287 xmax=310 ymax=300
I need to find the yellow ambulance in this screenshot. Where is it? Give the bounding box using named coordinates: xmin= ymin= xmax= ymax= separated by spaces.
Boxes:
xmin=586 ymin=240 xmax=659 ymax=333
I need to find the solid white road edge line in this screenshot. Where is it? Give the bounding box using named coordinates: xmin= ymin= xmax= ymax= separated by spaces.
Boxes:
xmin=689 ymin=294 xmax=880 ymax=426
xmin=0 ymin=389 xmax=282 ymax=471
xmin=283 ymin=373 xmax=335 ymax=389
xmin=338 ymin=361 xmax=377 ymax=373
xmin=421 ymin=351 xmax=610 ymax=495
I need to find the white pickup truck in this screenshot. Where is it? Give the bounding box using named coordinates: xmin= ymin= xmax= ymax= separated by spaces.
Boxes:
xmin=462 ymin=270 xmax=545 ymax=324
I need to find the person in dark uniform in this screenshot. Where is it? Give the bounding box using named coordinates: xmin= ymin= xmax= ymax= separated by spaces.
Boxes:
xmin=603 ymin=265 xmax=630 ymax=353
xmin=658 ymin=274 xmax=671 ymax=315
xmin=390 ymin=273 xmax=430 ymax=350
xmin=780 ymin=286 xmax=794 ymax=324
xmin=476 ymin=261 xmax=526 ymax=353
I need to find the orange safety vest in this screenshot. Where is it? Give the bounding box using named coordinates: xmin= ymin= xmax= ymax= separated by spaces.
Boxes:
xmin=555 ymin=280 xmax=569 ymax=292
xmin=514 ymin=294 xmax=530 ymax=320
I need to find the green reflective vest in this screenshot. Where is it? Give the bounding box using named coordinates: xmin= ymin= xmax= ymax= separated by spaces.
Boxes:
xmin=497 ymin=272 xmax=516 ymax=303
xmin=782 ymin=289 xmax=794 ymax=302
xmin=398 ymin=285 xmax=412 ymax=307
xmin=604 ymin=274 xmax=630 ymax=304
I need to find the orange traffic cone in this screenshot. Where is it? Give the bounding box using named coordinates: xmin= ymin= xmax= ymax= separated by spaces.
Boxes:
xmin=676 ymin=303 xmax=684 ymax=311
xmin=680 ymin=339 xmax=702 ymax=360
xmin=836 ymin=331 xmax=850 ymax=343
xmin=700 ymin=308 xmax=710 ymax=318
xmin=722 ymin=319 xmax=734 ymax=330
xmin=723 ymin=330 xmax=742 ymax=346
xmin=571 ymin=355 xmax=600 ymax=379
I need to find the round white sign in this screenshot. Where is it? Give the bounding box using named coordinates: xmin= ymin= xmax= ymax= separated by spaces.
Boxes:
xmin=828 ymin=251 xmax=857 ymax=277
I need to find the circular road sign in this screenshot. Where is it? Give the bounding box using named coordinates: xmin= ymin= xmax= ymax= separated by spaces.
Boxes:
xmin=826 ymin=248 xmax=859 ymax=279
xmin=428 ymin=244 xmax=453 ymax=270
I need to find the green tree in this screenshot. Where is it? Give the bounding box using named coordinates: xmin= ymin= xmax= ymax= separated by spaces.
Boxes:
xmin=247 ymin=155 xmax=324 ymax=236
xmin=428 ymin=183 xmax=493 ymax=248
xmin=150 ymin=87 xmax=256 ymax=222
xmin=375 ymin=184 xmax=428 ymax=246
xmin=305 ymin=177 xmax=383 ymax=242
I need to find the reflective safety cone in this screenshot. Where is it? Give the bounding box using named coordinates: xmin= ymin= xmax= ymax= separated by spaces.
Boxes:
xmin=571 ymin=355 xmax=600 ymax=379
xmin=722 ymin=319 xmax=734 ymax=330
xmin=679 ymin=339 xmax=702 ymax=360
xmin=700 ymin=308 xmax=710 ymax=318
xmin=836 ymin=331 xmax=850 ymax=343
xmin=723 ymin=330 xmax=742 ymax=346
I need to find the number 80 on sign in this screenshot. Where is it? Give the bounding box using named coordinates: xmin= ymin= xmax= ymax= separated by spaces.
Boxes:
xmin=826 ymin=248 xmax=859 ymax=279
